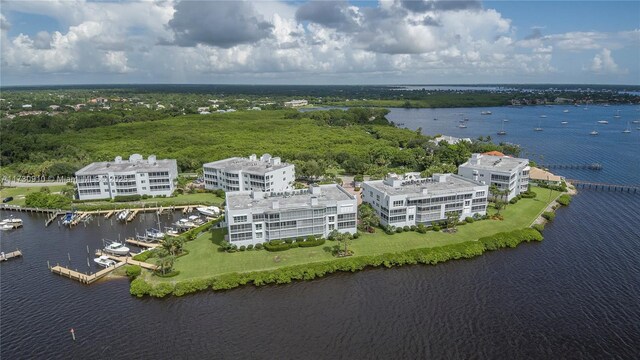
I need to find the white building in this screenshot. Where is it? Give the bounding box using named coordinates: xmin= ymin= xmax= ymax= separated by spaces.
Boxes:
xmin=75 ymin=154 xmax=178 ymax=200
xmin=457 ymin=153 xmax=530 ymax=201
xmin=225 ymin=184 xmax=357 ymax=247
xmin=283 ymin=99 xmax=308 ymax=108
xmin=430 ymin=135 xmax=472 ymax=145
xmin=203 ymin=154 xmax=295 ymax=193
xmin=362 ymin=173 xmax=489 ymax=228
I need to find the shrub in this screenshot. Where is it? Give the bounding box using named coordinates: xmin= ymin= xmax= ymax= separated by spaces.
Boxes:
xmin=465 ymin=217 xmax=474 ymax=223
xmin=130 ymin=278 xmax=153 ymax=297
xmin=113 ymin=194 xmax=142 ymax=202
xmin=396 ymin=227 xmax=403 ymax=233
xmin=307 ymin=235 xmax=316 ymax=242
xmin=352 ymin=232 xmax=360 ymax=239
xmin=532 ymin=223 xmax=545 ymax=233
xmin=247 ymin=244 xmax=254 ymax=250
xmin=264 ymin=242 xmax=291 ymax=252
xmin=149 ymin=282 xmax=175 ymax=297
xmin=410 ymin=225 xmax=417 ymax=231
xmin=298 ymin=238 xmax=325 ymax=248
xmin=479 ymin=228 xmax=543 ymax=250
xmin=173 ymin=279 xmax=210 ymax=296
xmin=417 ymin=224 xmax=427 ymax=234
xmin=125 ymin=265 xmax=142 ymax=279
xmin=285 ymin=238 xmax=294 ymax=244
xmin=542 ymin=212 xmax=556 ymax=221
xmin=254 ymin=243 xmax=263 ymax=250
xmin=154 ymin=270 xmax=181 ymax=278
xmin=296 ymin=237 xmax=304 ymax=243
xmin=403 ymin=226 xmax=411 ymax=232
xmin=132 ymin=249 xmax=155 ymax=262
xmin=239 ymin=245 xmax=246 ymax=251
xmin=557 ymin=194 xmax=572 ymax=206
xmin=509 ymin=198 xmax=518 ymax=204
xmin=432 ymin=225 xmax=441 ymax=232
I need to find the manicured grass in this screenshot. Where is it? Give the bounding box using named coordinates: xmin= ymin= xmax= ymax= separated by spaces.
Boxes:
xmin=0 ymin=185 xmax=66 ymax=206
xmin=152 ymin=187 xmax=559 ymax=283
xmin=73 ymin=192 xmax=224 ymax=211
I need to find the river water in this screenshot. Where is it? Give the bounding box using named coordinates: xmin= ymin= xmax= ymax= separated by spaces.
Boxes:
xmin=1 ymin=105 xmax=639 ymax=359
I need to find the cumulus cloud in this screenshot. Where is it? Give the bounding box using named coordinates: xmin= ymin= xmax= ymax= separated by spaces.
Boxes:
xmin=400 ymin=0 xmax=482 ymax=13
xmin=296 ymin=0 xmax=362 ymax=32
xmin=168 ymin=1 xmax=273 ymax=48
xmin=1 ymin=0 xmax=637 ymax=84
xmin=589 ymin=48 xmax=626 ymax=74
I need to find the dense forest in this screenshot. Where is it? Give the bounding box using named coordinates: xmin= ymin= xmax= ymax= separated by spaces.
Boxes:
xmin=0 ymin=108 xmax=519 ymax=179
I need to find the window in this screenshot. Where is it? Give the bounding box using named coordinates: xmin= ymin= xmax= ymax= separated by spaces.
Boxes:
xmin=233 ymin=215 xmax=248 ymax=223
xmin=255 ymin=223 xmax=263 ymax=230
xmin=476 ymin=191 xmax=485 ymax=197
xmin=329 ymin=224 xmax=335 ymax=231
xmin=393 ymin=200 xmax=404 ymax=207
xmin=409 ymin=215 xmax=414 ymax=221
xmin=256 ymin=232 xmax=263 ymax=239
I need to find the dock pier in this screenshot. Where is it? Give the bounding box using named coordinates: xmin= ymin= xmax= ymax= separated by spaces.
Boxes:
xmin=125 ymin=238 xmax=161 ymax=249
xmin=1 ymin=250 xmax=22 ymax=261
xmin=567 ymin=179 xmax=639 ymax=193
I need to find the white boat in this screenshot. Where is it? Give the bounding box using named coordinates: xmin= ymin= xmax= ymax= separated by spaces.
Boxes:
xmin=613 ymin=110 xmax=621 ymax=118
xmin=563 ymin=109 xmax=569 ymax=113
xmin=622 ymin=122 xmax=631 ymax=133
xmin=458 ymin=124 xmax=467 ymax=128
xmin=632 ymin=120 xmax=639 ymax=124
xmin=145 ymin=228 xmax=165 ymax=241
xmin=480 ymin=111 xmax=492 ymax=115
xmin=94 ymin=255 xmax=116 ymax=268
xmin=590 ymin=130 xmax=599 ymax=136
xmin=176 ymin=218 xmax=196 ymax=229
xmin=561 ymin=121 xmax=569 ymax=125
xmin=103 ymin=241 xmax=130 ymax=256
xmin=196 ymin=206 xmax=220 ymax=217
xmin=166 ymin=228 xmax=180 ymax=236
xmin=534 ymin=118 xmax=543 ymax=131
xmin=539 ymin=115 xmax=547 ymax=118
xmin=188 ymin=215 xmax=205 ymax=225
xmin=117 ymin=209 xmax=130 ymax=221
xmin=598 ymin=120 xmax=609 ymax=124
xmin=0 ymin=217 xmax=22 ymax=226
xmin=497 ymin=120 xmax=506 ymax=135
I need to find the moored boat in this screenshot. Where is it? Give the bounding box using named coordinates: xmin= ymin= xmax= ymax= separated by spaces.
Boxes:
xmin=117 ymin=209 xmax=130 ymax=221
xmin=94 ymin=255 xmax=116 ymax=268
xmin=196 ymin=206 xmax=220 ymax=217
xmin=103 ymin=241 xmax=130 ymax=256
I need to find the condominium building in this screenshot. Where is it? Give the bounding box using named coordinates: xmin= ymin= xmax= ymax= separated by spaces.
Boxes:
xmin=203 ymin=154 xmax=295 ymax=193
xmin=457 ymin=153 xmax=530 ymax=201
xmin=362 ymin=173 xmax=489 ymax=228
xmin=283 ymin=99 xmax=308 ymax=108
xmin=75 ymin=154 xmax=178 ymax=200
xmin=225 ymin=184 xmax=357 ymax=247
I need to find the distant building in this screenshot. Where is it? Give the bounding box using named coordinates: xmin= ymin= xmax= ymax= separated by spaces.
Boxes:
xmin=529 ymin=167 xmax=562 ymax=186
xmin=458 ymin=153 xmax=529 ymax=201
xmin=362 ymin=173 xmax=488 ymax=228
xmin=430 ymin=135 xmax=472 ymax=145
xmin=225 ymin=184 xmax=357 ymax=247
xmin=283 ymin=99 xmax=308 ymax=108
xmin=203 ymin=154 xmax=295 ymax=193
xmin=89 ymin=97 xmax=108 ymax=104
xmin=75 ymin=154 xmax=178 ymax=200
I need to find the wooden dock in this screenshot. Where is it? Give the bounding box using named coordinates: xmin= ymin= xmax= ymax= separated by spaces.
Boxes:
xmin=95 ymin=250 xmax=158 ymax=270
xmin=566 ymin=179 xmax=639 ymax=193
xmin=50 ymin=261 xmax=125 ymax=284
xmin=1 ymin=250 xmax=22 ymax=261
xmin=540 ymin=163 xmax=603 ymax=171
xmin=0 ymin=204 xmax=60 ymax=214
xmin=125 ymin=238 xmax=161 ymax=249
xmin=104 ymin=210 xmax=115 ymax=219
xmin=45 ymin=211 xmax=63 ymax=227
xmin=125 ymin=209 xmax=139 ymax=222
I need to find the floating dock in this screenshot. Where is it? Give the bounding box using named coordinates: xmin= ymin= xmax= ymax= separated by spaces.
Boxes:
xmin=95 ymin=251 xmax=158 ymax=270
xmin=1 ymin=250 xmax=22 ymax=261
xmin=50 ymin=261 xmax=125 ymax=284
xmin=125 ymin=238 xmax=161 ymax=249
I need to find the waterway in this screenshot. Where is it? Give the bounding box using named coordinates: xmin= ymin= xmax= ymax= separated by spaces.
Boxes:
xmin=1 ymin=105 xmax=639 ymax=359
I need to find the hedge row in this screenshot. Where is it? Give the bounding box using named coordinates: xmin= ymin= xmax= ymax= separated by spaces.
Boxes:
xmin=263 ymin=238 xmax=326 ymax=251
xmin=130 ymin=228 xmax=543 ymax=298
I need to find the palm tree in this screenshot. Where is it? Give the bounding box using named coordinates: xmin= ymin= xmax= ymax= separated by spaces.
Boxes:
xmin=445 ymin=211 xmax=460 ymax=230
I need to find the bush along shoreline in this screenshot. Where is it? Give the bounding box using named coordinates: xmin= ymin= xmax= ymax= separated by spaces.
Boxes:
xmin=130 ymin=228 xmax=543 ymax=298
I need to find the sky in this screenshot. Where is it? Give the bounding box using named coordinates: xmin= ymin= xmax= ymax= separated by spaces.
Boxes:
xmin=1 ymin=0 xmax=638 ymax=86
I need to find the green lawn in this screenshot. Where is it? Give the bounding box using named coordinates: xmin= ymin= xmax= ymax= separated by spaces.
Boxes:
xmin=152 ymin=187 xmax=559 ymax=283
xmin=73 ymin=192 xmax=224 ymax=211
xmin=0 ymin=185 xmax=67 ymax=206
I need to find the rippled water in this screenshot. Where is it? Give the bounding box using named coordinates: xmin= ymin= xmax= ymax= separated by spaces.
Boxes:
xmin=1 ymin=105 xmax=639 ymax=359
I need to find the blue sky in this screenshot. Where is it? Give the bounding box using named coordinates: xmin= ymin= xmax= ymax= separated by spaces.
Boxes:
xmin=1 ymin=0 xmax=638 ymax=85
